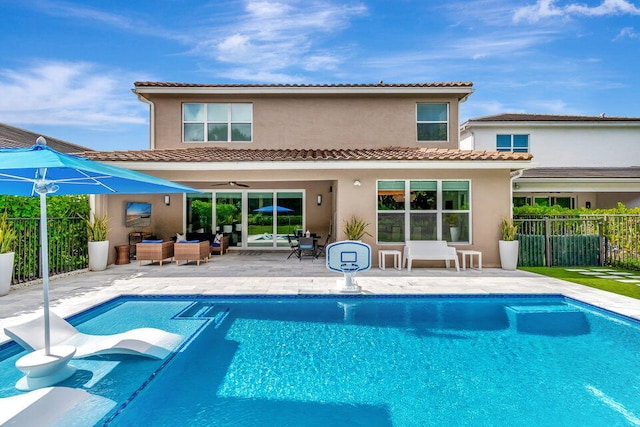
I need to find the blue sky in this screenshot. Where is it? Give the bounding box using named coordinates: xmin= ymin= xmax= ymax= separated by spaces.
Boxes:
xmin=0 ymin=0 xmax=638 ymax=151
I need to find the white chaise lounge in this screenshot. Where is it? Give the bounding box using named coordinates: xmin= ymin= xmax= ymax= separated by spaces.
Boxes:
xmin=4 ymin=313 xmax=182 ymax=359
xmin=0 ymin=387 xmax=116 ymax=426
xmin=404 ymin=240 xmax=460 ymax=272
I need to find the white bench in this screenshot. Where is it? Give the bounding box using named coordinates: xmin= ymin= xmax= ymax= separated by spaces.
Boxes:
xmin=403 ymin=240 xmax=460 ymax=272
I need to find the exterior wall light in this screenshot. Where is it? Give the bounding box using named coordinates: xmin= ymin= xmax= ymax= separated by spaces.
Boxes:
xmin=164 ymin=195 xmax=171 ymax=206
xmin=353 ymin=180 xmax=362 ymax=186
xmin=317 ymin=194 xmax=322 ymax=206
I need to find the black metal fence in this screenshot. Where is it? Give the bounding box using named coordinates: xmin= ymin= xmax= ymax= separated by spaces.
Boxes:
xmin=9 ymin=218 xmax=88 ymax=284
xmin=515 ymin=215 xmax=640 ymax=270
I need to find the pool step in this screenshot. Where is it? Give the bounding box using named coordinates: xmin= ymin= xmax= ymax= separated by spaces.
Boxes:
xmin=176 ymin=302 xmax=230 ymax=327
xmin=506 ymin=304 xmax=590 ymax=336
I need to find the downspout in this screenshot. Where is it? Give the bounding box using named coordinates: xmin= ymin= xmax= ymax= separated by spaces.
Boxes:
xmin=509 ymin=169 xmax=524 ymax=218
xmin=133 ymin=90 xmax=155 ymax=150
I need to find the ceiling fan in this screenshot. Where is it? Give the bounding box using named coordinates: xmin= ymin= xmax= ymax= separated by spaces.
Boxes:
xmin=211 ymin=181 xmax=250 ymax=188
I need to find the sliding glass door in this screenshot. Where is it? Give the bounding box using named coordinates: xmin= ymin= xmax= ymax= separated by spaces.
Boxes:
xmin=188 ymin=190 xmax=304 ymax=249
xmin=247 ymin=191 xmax=303 ymax=248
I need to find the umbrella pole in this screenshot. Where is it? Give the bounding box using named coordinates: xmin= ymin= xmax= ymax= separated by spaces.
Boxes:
xmin=40 ymin=192 xmax=51 ymax=355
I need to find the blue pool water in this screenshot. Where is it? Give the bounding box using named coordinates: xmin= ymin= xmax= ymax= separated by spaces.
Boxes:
xmin=1 ymin=295 xmax=639 ymax=426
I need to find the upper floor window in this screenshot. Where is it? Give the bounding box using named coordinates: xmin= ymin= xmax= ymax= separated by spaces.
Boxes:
xmin=183 ymin=103 xmax=252 ymax=142
xmin=417 ymin=103 xmax=449 ymax=141
xmin=497 ymin=134 xmax=528 ymax=152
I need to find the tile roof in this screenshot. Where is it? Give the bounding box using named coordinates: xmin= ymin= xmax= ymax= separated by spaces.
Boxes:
xmin=79 ymin=146 xmax=531 ymax=162
xmin=134 ymin=82 xmax=473 ymax=88
xmin=0 ymin=123 xmax=90 ymax=152
xmin=467 ymin=113 xmax=640 ymax=122
xmin=522 ymin=167 xmax=640 ymax=179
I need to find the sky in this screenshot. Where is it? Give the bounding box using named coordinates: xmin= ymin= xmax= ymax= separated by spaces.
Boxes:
xmin=0 ymin=0 xmax=639 ymax=151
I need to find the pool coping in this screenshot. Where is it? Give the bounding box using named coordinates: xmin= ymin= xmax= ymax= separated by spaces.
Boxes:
xmin=1 ymin=253 xmax=640 ymax=345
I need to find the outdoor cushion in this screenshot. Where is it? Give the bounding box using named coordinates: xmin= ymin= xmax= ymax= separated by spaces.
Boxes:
xmin=142 ymin=239 xmax=163 ymax=243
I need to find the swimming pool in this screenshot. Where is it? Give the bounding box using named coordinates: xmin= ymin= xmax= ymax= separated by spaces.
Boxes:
xmin=1 ymin=294 xmax=639 ymax=426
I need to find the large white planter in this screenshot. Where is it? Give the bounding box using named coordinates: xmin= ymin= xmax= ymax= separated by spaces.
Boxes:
xmin=499 ymin=240 xmax=519 ymax=271
xmin=88 ymin=240 xmax=109 ymax=271
xmin=0 ymin=252 xmax=15 ymax=296
xmin=450 ymin=227 xmax=460 ymax=242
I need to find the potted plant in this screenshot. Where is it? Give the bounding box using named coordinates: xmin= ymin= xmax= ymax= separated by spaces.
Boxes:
xmin=0 ymin=214 xmax=17 ymax=296
xmin=343 ymin=215 xmax=372 ymax=241
xmin=446 ymin=213 xmax=460 ymax=242
xmin=499 ymin=217 xmax=519 ymax=270
xmin=86 ymin=213 xmax=110 ymax=271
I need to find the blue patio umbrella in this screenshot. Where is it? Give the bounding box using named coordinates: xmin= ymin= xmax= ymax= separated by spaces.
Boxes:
xmin=0 ymin=138 xmax=200 ymax=355
xmin=253 ymin=205 xmax=294 ymax=213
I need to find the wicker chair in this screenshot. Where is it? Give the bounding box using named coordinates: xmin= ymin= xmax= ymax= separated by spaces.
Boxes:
xmin=210 ymin=235 xmax=230 ymax=256
xmin=174 ymin=240 xmax=210 ymax=266
xmin=136 ymin=241 xmax=174 ymax=266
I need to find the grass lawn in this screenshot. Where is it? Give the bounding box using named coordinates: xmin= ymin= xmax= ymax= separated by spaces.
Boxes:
xmin=520 ymin=267 xmax=640 ymax=300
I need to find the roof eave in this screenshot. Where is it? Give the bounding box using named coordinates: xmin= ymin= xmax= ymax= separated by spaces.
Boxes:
xmin=133 ymin=86 xmax=474 ymax=97
xmin=100 ymin=159 xmax=533 ymax=172
xmin=462 ymin=120 xmax=640 ymax=129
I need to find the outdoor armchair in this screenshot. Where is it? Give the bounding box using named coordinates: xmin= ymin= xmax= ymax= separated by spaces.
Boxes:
xmin=210 ymin=234 xmax=230 ymax=255
xmin=297 ymin=237 xmax=316 ymax=260
xmin=174 ymin=240 xmax=210 ymax=265
xmin=315 ymin=234 xmax=332 ymax=259
xmin=286 ymin=234 xmax=300 ymax=259
xmin=136 ymin=240 xmax=174 ymax=266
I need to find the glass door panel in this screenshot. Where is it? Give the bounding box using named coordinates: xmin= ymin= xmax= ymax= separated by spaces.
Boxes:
xmin=248 ymin=192 xmax=275 ymax=247
xmin=186 ymin=193 xmax=213 ymax=234
xmin=276 ymin=192 xmax=303 ymax=247
xmin=215 ymin=192 xmax=242 ymax=247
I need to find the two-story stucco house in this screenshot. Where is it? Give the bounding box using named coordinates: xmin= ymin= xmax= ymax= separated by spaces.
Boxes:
xmin=84 ymin=82 xmax=532 ymax=267
xmin=460 ymin=114 xmax=640 ymax=209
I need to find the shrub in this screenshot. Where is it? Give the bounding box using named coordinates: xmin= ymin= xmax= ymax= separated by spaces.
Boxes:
xmin=343 ymin=215 xmax=372 ymax=240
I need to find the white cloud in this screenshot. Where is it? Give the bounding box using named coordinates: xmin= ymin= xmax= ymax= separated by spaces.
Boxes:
xmin=614 ymin=26 xmax=640 ymax=39
xmin=0 ymin=61 xmax=148 ymax=126
xmin=191 ymin=0 xmax=367 ymax=78
xmin=566 ymin=0 xmax=640 ymax=16
xmin=29 ymin=0 xmax=188 ymax=42
xmin=514 ymin=0 xmax=640 ymax=23
xmin=513 ymin=0 xmax=566 ymax=23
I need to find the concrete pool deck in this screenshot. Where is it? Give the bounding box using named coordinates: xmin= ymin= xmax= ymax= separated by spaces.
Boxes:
xmin=2 ymin=252 xmax=640 ymax=344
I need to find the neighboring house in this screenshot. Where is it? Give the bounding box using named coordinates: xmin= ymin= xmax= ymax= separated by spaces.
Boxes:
xmin=460 ymin=114 xmax=640 ymax=209
xmin=83 ymin=82 xmax=532 ymax=267
xmin=0 ymin=122 xmax=90 ymax=152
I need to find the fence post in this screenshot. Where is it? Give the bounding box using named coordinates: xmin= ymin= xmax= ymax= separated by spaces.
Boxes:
xmin=598 ymin=218 xmax=605 ymax=266
xmin=545 ymin=217 xmax=551 ymax=267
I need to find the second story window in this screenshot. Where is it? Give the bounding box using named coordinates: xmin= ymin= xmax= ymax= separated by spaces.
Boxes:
xmin=183 ymin=103 xmax=253 ymax=142
xmin=496 ymin=134 xmax=529 ymax=152
xmin=417 ymin=103 xmax=448 ymax=141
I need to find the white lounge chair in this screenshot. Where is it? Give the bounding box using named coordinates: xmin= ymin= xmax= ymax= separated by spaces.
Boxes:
xmin=0 ymin=386 xmax=116 ymax=426
xmin=4 ymin=312 xmax=182 ymax=359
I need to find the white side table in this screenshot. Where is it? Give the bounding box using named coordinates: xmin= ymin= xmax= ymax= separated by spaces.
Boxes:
xmin=15 ymin=345 xmax=77 ymax=391
xmin=457 ymin=250 xmax=482 ymax=270
xmin=378 ymin=249 xmax=402 ymax=270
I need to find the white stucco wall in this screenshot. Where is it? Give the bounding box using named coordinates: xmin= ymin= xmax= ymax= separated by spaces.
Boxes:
xmin=463 ymin=125 xmax=640 ymax=167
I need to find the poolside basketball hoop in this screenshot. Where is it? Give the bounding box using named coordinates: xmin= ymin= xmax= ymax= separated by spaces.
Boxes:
xmin=326 ymin=241 xmax=371 ymax=293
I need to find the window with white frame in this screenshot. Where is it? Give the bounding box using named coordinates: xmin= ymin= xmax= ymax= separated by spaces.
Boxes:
xmin=496 ymin=134 xmax=529 ymax=152
xmin=417 ymin=103 xmax=449 ymax=141
xmin=532 ymin=196 xmax=575 ymax=209
xmin=183 ymin=103 xmax=252 ymax=142
xmin=377 ymin=180 xmax=470 ymax=243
